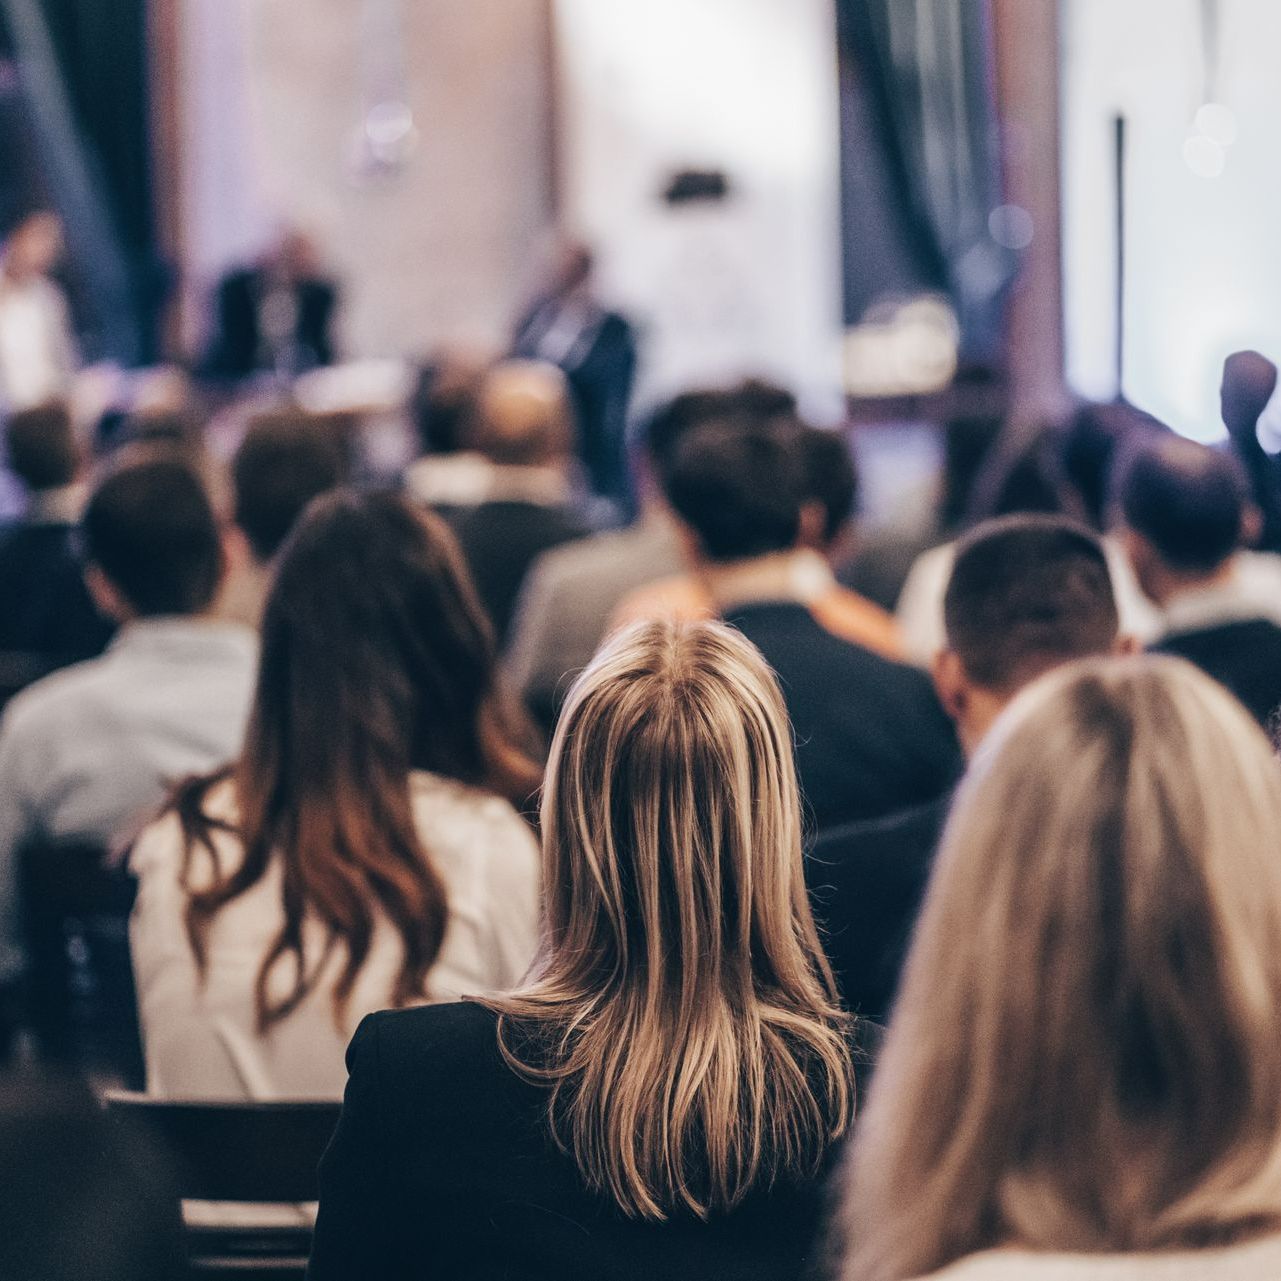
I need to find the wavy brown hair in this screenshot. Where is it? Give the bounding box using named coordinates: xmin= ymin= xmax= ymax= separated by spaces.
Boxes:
xmin=486 ymin=620 xmax=854 ymax=1221
xmin=840 ymin=658 xmax=1281 ymax=1280
xmin=174 ymin=491 xmax=542 ymax=1031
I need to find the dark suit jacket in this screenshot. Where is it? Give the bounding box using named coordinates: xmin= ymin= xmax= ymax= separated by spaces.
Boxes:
xmin=308 ymin=1002 xmax=842 ymax=1281
xmin=512 ymin=303 xmax=637 ymax=507
xmin=203 ymin=268 xmax=337 ymax=379
xmin=1151 ymin=618 xmax=1281 ymax=727
xmin=724 ymin=602 xmax=961 ymax=832
xmin=442 ymin=500 xmax=592 ymax=644
xmin=0 ymin=521 xmax=113 ymax=705
xmin=808 ymin=795 xmax=949 ymax=1023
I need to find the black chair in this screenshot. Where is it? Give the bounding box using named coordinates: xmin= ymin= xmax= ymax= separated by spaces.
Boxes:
xmin=18 ymin=838 xmax=143 ymax=1085
xmin=103 ymin=1092 xmax=342 ymax=1279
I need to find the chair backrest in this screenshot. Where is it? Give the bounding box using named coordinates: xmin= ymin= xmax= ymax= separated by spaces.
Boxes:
xmin=103 ymin=1093 xmax=341 ymax=1203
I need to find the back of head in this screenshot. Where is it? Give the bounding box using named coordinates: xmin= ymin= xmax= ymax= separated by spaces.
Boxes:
xmin=181 ymin=490 xmax=540 ymax=1029
xmin=4 ymin=400 xmax=78 ymax=492
xmin=1120 ymin=435 xmax=1248 ymax=574
xmin=641 ymin=379 xmax=795 ymax=477
xmin=471 ymin=360 xmax=573 ymax=468
xmin=793 ymin=424 xmax=858 ymax=547
xmin=232 ymin=410 xmax=346 ymax=562
xmin=843 ymin=658 xmax=1281 ymax=1280
xmin=492 ymin=620 xmax=852 ymax=1221
xmin=411 ymin=352 xmax=488 ymax=456
xmin=944 ymin=515 xmax=1119 ymax=692
xmin=83 ymin=452 xmax=223 ymax=617
xmin=665 ymin=419 xmax=806 ymax=562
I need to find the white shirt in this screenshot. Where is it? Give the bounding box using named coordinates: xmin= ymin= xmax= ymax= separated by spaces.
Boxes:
xmin=1161 ymin=553 xmax=1281 ymax=636
xmin=918 ymin=1233 xmax=1281 ymax=1280
xmin=130 ymin=771 xmax=540 ymax=1100
xmin=0 ymin=275 xmax=76 ymax=409
xmin=0 ymin=618 xmax=257 ymax=984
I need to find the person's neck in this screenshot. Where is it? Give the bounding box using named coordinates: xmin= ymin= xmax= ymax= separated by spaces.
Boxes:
xmin=701 ymin=549 xmax=832 ymax=612
xmin=1152 ymin=558 xmax=1237 ymax=609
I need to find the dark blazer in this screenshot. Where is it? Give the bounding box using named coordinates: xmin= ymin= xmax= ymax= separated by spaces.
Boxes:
xmin=0 ymin=520 xmax=113 ymax=705
xmin=724 ymin=602 xmax=961 ymax=832
xmin=203 ymin=268 xmax=337 ymax=379
xmin=308 ymin=1002 xmax=842 ymax=1281
xmin=441 ymin=500 xmax=592 ymax=645
xmin=512 ymin=302 xmax=637 ymax=508
xmin=1151 ymin=618 xmax=1281 ymax=727
xmin=808 ymin=795 xmax=949 ymax=1023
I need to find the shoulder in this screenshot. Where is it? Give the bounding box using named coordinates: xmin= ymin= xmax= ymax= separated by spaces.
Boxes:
xmin=0 ymin=654 xmax=112 ymax=738
xmin=813 ymin=794 xmax=950 ymax=865
xmin=353 ymin=1002 xmax=508 ymax=1097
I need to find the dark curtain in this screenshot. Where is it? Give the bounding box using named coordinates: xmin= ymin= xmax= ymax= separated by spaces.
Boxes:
xmin=837 ymin=0 xmax=1014 ymax=362
xmin=0 ymin=0 xmax=158 ymax=364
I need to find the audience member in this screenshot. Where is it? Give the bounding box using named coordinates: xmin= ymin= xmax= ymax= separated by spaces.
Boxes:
xmin=219 ymin=409 xmax=346 ymax=625
xmin=130 ymin=492 xmax=542 ymax=1099
xmin=0 ymin=211 xmax=77 ymax=411
xmin=506 ymin=382 xmax=792 ymax=728
xmin=0 ymin=402 xmax=112 ymax=702
xmin=437 ymin=360 xmax=594 ymax=642
xmin=512 ymin=240 xmax=636 ymax=507
xmin=811 ymin=516 xmax=1122 ymax=1021
xmin=0 ymin=453 xmax=255 ymax=1005
xmin=0 ymin=1075 xmax=186 ymax=1281
xmin=308 ymin=620 xmax=853 ymax=1280
xmin=1121 ymin=434 xmax=1281 ymax=725
xmin=661 ymin=421 xmax=959 ymax=829
xmin=1221 ymin=350 xmax=1281 ymax=552
xmin=838 ymin=658 xmax=1281 ymax=1281
xmin=402 ymin=351 xmax=492 ymax=507
xmin=613 ymin=418 xmax=903 ymax=660
xmin=201 ymin=228 xmax=338 ymax=381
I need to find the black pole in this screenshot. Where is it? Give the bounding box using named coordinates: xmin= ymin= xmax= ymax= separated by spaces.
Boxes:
xmin=1113 ymin=113 xmax=1127 ymax=399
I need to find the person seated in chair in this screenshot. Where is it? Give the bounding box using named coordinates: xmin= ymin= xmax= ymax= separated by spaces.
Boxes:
xmin=811 ymin=515 xmax=1125 ymax=1021
xmin=0 ymin=401 xmax=112 ymax=704
xmin=1121 ymin=434 xmax=1281 ymax=726
xmin=0 ymin=452 xmax=256 ymax=1009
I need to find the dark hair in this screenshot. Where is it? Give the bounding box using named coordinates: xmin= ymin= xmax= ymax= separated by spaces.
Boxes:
xmin=642 ymin=380 xmax=796 ymax=474
xmin=232 ymin=412 xmax=346 ymax=561
xmin=82 ymin=454 xmax=223 ymax=617
xmin=664 ymin=420 xmax=805 ymax=562
xmin=793 ymin=425 xmax=858 ymax=545
xmin=0 ymin=1077 xmax=185 ymax=1281
xmin=1119 ymin=436 xmax=1249 ymax=574
xmin=944 ymin=515 xmax=1119 ymax=691
xmin=4 ymin=401 xmax=78 ymax=491
xmin=174 ymin=491 xmax=543 ymax=1030
xmin=410 ymin=356 xmax=485 ymax=456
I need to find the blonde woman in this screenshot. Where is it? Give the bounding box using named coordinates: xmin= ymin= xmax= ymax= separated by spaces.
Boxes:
xmin=838 ymin=657 xmax=1281 ymax=1281
xmin=309 ymin=620 xmax=854 ymax=1281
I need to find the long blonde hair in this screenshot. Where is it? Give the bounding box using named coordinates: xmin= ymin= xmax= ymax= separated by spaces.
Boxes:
xmin=486 ymin=619 xmax=854 ymax=1221
xmin=840 ymin=657 xmax=1281 ymax=1281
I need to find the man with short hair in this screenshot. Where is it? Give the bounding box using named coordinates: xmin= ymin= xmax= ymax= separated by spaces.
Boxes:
xmin=438 ymin=360 xmax=595 ymax=642
xmin=664 ymin=419 xmax=960 ymax=833
xmin=1121 ymin=434 xmax=1281 ymax=727
xmin=220 ymin=410 xmax=346 ymax=625
xmin=0 ymin=454 xmax=257 ymax=1004
xmin=0 ymin=401 xmax=112 ymax=700
xmin=811 ymin=515 xmax=1125 ymax=1021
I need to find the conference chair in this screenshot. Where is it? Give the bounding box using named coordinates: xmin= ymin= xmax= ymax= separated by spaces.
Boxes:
xmin=103 ymin=1092 xmax=342 ymax=1279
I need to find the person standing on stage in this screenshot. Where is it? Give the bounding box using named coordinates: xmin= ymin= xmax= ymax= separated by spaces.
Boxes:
xmin=512 ymin=240 xmax=636 ymax=510
xmin=0 ymin=211 xmax=77 ymax=412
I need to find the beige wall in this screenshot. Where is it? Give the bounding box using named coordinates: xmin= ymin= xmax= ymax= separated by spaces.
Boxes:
xmin=178 ymin=0 xmax=555 ymax=359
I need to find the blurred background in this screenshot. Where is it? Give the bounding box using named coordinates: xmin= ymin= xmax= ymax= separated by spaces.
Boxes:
xmin=0 ymin=0 xmax=1271 ymax=524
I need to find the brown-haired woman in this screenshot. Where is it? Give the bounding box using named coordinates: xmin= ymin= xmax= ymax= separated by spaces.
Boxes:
xmin=307 ymin=619 xmax=855 ymax=1280
xmin=838 ymin=657 xmax=1281 ymax=1281
xmin=129 ymin=491 xmax=543 ymax=1099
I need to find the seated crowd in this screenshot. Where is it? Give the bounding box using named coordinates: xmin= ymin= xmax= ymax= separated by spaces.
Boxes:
xmin=4 ymin=350 xmax=1281 ymax=1279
